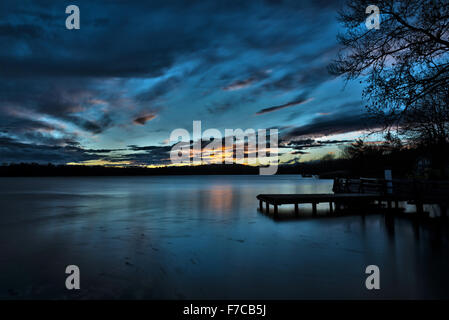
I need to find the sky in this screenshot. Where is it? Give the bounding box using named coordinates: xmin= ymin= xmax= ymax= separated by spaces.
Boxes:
xmin=0 ymin=0 xmax=379 ymax=166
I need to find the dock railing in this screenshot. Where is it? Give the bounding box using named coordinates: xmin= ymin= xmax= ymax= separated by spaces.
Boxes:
xmin=333 ymin=178 xmax=449 ymax=204
xmin=332 ymin=177 xmax=387 ymax=195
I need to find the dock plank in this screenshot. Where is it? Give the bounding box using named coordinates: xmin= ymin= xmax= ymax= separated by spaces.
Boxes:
xmin=257 ymin=193 xmax=383 ymax=205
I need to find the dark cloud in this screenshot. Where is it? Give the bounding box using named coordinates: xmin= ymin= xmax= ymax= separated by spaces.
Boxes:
xmin=0 ymin=2 xmax=213 ymax=79
xmin=285 ymin=138 xmax=315 ymax=147
xmin=286 ymin=113 xmax=378 ymax=139
xmin=291 ymin=150 xmax=309 ymax=155
xmin=0 ymin=23 xmax=43 ymax=39
xmin=0 ymin=117 xmax=82 ymax=148
xmin=283 ymin=138 xmax=354 ymax=150
xmin=21 ymin=132 xmax=80 ymax=148
xmin=1 ymin=119 xmax=56 ymax=133
xmin=255 ymin=93 xmax=311 ymax=115
xmin=0 ymin=135 xmax=172 ymax=165
xmin=128 ymin=145 xmax=171 ymax=152
xmin=84 ymin=148 xmax=125 ymax=154
xmin=120 ymin=144 xmax=174 ymax=166
xmin=0 ymin=137 xmax=96 ymax=164
xmin=0 ymin=0 xmax=343 ymax=80
xmin=223 ymin=78 xmax=255 ymax=91
xmin=261 ymin=65 xmax=336 ymax=94
xmin=133 ymin=114 xmax=157 ymax=125
xmin=222 ymin=70 xmax=270 ymax=91
xmin=68 ymin=114 xmax=112 ymax=134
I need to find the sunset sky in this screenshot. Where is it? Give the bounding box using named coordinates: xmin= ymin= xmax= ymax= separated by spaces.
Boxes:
xmin=0 ymin=0 xmax=379 ymax=166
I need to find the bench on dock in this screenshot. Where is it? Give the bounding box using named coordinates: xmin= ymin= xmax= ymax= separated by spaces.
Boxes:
xmin=332 ymin=178 xmax=387 ymax=194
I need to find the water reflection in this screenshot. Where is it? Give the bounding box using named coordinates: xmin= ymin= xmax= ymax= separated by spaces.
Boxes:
xmin=0 ymin=176 xmax=448 ymax=299
xmin=207 ymin=185 xmax=233 ymax=213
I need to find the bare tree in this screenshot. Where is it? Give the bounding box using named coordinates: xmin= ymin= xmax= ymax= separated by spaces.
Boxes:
xmin=330 ymin=0 xmax=449 ymax=136
xmin=401 ymin=88 xmax=449 ymax=145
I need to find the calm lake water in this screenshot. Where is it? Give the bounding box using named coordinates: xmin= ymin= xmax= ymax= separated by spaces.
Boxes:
xmin=0 ymin=175 xmax=448 ymax=299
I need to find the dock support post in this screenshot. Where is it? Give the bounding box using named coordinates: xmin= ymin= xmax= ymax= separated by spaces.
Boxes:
xmin=274 ymin=204 xmax=278 ymax=217
xmin=440 ymin=204 xmax=447 ymax=218
xmin=329 ymin=202 xmax=333 ymax=214
xmin=266 ymin=202 xmax=269 ymax=214
xmin=312 ymin=203 xmax=317 ymax=215
xmin=294 ymin=203 xmax=299 ymax=216
xmin=259 ymin=200 xmax=263 ymax=211
xmin=416 ymin=203 xmax=424 ymax=215
xmin=395 ymin=200 xmax=399 ymax=209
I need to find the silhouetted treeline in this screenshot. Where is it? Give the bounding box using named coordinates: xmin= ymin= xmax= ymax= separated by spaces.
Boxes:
xmin=0 ymin=163 xmax=259 ymax=177
xmin=292 ymin=142 xmax=447 ymax=179
xmin=0 ymin=163 xmax=307 ymax=177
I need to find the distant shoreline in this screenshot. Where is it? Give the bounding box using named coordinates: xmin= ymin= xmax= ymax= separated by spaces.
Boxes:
xmin=0 ymin=159 xmax=404 ymax=179
xmin=0 ymin=163 xmax=291 ymax=177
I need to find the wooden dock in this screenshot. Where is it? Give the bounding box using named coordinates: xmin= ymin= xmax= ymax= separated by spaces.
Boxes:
xmin=257 ymin=193 xmax=386 ymax=216
xmin=257 ymin=178 xmax=449 ymax=218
